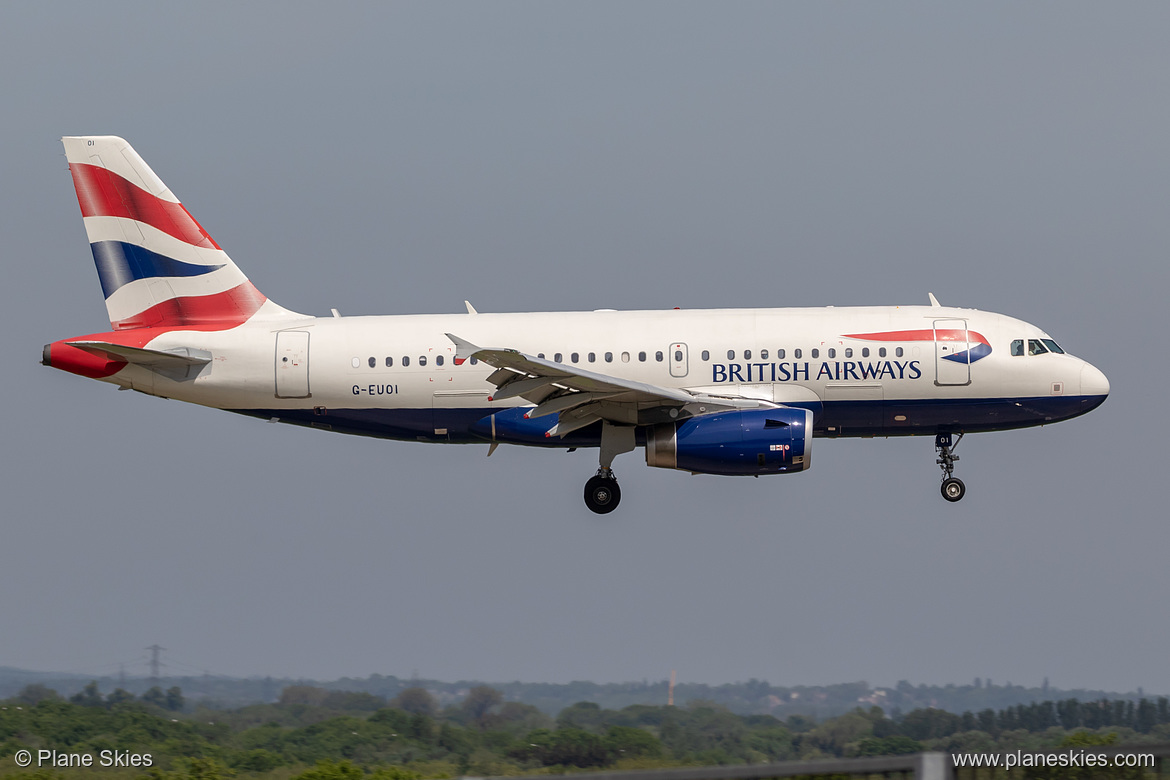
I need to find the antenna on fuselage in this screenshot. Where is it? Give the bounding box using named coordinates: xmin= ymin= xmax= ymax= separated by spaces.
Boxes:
xmin=928 ymin=292 xmax=941 ymax=307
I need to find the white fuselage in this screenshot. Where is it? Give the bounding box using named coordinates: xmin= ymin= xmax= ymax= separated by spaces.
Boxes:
xmin=97 ymin=303 xmax=1108 ymax=445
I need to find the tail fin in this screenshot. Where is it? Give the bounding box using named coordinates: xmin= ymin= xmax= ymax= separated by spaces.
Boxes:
xmin=62 ymin=136 xmax=299 ymax=331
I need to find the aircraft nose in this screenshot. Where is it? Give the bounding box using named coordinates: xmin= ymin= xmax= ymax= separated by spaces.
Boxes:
xmin=1080 ymin=362 xmax=1110 ymax=397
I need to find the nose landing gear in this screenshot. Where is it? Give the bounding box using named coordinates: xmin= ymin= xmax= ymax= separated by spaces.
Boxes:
xmin=936 ymin=432 xmax=966 ymax=502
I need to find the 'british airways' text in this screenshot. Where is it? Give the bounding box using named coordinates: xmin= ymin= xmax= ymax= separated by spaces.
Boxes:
xmin=711 ymin=361 xmax=922 ymax=383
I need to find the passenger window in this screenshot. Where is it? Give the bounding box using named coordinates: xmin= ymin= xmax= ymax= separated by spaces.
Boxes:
xmin=674 ymin=350 xmax=683 ymax=362
xmin=811 ymin=348 xmax=819 ymax=358
xmin=845 ymin=348 xmax=852 ymax=358
xmin=1028 ymin=339 xmax=1048 ymax=356
xmin=827 ymin=348 xmax=836 ymax=358
xmin=1042 ymin=339 xmax=1065 ymax=354
xmin=744 ymin=349 xmax=752 ymax=360
xmin=604 ymin=352 xmax=613 ymax=363
xmin=402 ymin=356 xmax=410 ymax=367
xmin=895 ymin=347 xmax=903 ymax=358
xmin=655 ymin=351 xmax=664 ymax=362
xmin=419 ymin=355 xmax=427 ymax=366
xmin=554 ymin=352 xmax=563 ymax=363
xmin=760 ymin=349 xmax=769 ymax=360
xmin=571 ymin=352 xmax=579 ymax=363
xmin=638 ymin=351 xmax=646 ymax=362
xmin=367 ymin=357 xmax=376 ymax=368
xmin=794 ymin=348 xmax=802 ymax=359
xmin=436 ymin=355 xmax=444 ymax=366
xmin=727 ymin=350 xmax=735 ymax=360
xmin=1011 ymin=339 xmax=1024 ymax=357
xmin=701 ymin=350 xmax=710 ymax=361
xmin=861 ymin=348 xmax=868 ymax=358
xmin=588 ymin=352 xmax=596 ymax=362
xmin=385 ymin=357 xmax=393 ymax=367
xmin=470 ymin=357 xmax=478 ymax=365
xmin=878 ymin=347 xmax=885 ymax=358
xmin=777 ymin=349 xmax=785 ymax=359
xmin=537 ymin=353 xmax=545 ymax=359
xmin=351 ymin=357 xmax=360 ymax=368
xmin=621 ymin=352 xmax=630 ymax=363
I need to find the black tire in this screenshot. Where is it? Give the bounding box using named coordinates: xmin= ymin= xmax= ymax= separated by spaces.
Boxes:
xmin=941 ymin=477 xmax=966 ymax=503
xmin=584 ymin=475 xmax=621 ymax=514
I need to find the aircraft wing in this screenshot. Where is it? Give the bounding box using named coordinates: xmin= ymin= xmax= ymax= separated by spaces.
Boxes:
xmin=446 ymin=333 xmax=772 ymax=436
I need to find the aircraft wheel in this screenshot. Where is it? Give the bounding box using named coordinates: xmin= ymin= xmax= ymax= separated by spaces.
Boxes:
xmin=941 ymin=477 xmax=966 ymax=503
xmin=584 ymin=475 xmax=621 ymax=514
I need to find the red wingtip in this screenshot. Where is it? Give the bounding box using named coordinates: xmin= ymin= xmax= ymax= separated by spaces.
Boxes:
xmin=487 ymin=396 xmax=494 ymax=402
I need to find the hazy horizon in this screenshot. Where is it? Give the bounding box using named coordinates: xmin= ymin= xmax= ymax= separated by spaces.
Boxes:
xmin=3 ymin=662 xmax=1161 ymax=700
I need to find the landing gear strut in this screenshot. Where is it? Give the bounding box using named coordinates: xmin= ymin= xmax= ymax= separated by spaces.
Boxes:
xmin=584 ymin=468 xmax=621 ymax=514
xmin=935 ymin=432 xmax=966 ymax=502
xmin=583 ymin=423 xmax=634 ymax=514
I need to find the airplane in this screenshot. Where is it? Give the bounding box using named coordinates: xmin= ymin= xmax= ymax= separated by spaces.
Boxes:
xmin=43 ymin=136 xmax=1110 ymax=514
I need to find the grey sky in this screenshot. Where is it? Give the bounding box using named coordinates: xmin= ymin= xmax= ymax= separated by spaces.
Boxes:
xmin=1 ymin=3 xmax=1164 ymax=693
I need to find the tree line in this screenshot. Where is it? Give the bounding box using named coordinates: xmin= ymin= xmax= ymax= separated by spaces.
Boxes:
xmin=2 ymin=683 xmax=1169 ymax=779
xmin=890 ymin=697 xmax=1170 ymax=741
xmin=35 ymin=682 xmax=186 ymax=713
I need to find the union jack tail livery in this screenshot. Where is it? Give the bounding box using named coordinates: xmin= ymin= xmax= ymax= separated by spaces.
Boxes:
xmin=63 ymin=136 xmax=297 ymax=330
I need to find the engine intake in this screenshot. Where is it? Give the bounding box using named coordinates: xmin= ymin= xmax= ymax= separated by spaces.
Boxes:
xmin=645 ymin=407 xmax=812 ymax=476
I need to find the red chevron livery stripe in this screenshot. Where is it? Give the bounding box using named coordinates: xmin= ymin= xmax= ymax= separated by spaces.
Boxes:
xmin=47 ymin=283 xmax=268 ymax=378
xmin=844 ymin=329 xmax=990 ymax=345
xmin=110 ymin=281 xmax=266 ymax=331
xmin=69 ymin=163 xmax=221 ymax=250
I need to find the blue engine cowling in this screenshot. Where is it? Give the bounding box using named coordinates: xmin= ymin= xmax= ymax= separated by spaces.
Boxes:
xmin=644 ymin=407 xmax=812 ymax=476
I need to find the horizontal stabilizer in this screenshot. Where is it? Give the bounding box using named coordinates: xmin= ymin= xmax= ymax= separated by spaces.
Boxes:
xmin=66 ymin=341 xmax=212 ymax=367
xmin=65 ymin=341 xmax=211 ymax=382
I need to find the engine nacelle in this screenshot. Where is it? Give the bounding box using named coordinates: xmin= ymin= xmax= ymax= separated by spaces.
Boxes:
xmin=645 ymin=407 xmax=813 ymax=476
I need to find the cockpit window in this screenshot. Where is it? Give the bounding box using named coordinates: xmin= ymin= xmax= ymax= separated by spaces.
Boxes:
xmin=1028 ymin=339 xmax=1048 ymax=356
xmin=1041 ymin=339 xmax=1065 ymax=354
xmin=1011 ymin=339 xmax=1024 ymax=357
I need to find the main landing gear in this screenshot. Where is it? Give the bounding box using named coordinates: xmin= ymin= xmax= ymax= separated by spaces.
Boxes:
xmin=935 ymin=432 xmax=966 ymax=502
xmin=584 ymin=468 xmax=621 ymax=514
xmin=583 ymin=423 xmax=635 ymax=514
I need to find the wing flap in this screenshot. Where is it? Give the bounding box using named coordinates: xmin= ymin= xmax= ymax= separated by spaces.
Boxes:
xmin=490 ymin=375 xmax=564 ymax=402
xmin=526 ymin=391 xmax=619 ymax=420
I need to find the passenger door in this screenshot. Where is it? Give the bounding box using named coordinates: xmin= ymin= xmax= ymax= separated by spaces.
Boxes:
xmin=275 ymin=331 xmax=311 ymax=398
xmin=933 ymin=318 xmax=970 ymax=386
